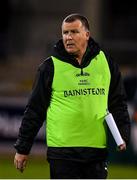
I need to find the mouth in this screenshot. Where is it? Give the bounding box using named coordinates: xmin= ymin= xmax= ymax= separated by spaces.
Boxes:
xmin=66 ymin=43 xmax=75 ymax=48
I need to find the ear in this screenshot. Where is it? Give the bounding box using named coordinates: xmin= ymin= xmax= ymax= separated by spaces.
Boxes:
xmin=86 ymin=31 xmax=90 ymax=40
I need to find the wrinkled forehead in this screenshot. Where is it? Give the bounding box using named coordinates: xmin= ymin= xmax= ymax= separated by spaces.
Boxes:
xmin=62 ymin=20 xmax=84 ymax=30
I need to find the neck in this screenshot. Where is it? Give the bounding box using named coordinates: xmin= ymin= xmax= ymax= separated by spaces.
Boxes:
xmin=76 ymin=55 xmax=83 ymax=65
xmin=76 ymin=48 xmax=87 ymax=65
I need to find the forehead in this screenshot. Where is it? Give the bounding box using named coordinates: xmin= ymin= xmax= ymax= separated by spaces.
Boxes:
xmin=62 ymin=20 xmax=83 ymax=30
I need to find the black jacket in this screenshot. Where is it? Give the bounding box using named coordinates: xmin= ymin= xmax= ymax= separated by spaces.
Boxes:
xmin=14 ymin=38 xmax=130 ymax=162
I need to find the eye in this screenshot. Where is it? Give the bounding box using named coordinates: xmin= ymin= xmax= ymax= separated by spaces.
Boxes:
xmin=71 ymin=30 xmax=79 ymax=34
xmin=63 ymin=31 xmax=68 ymax=35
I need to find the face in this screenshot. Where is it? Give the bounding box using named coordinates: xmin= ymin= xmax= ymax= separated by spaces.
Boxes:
xmin=62 ymin=20 xmax=90 ymax=58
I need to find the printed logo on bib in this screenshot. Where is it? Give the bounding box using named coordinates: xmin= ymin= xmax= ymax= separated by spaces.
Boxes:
xmin=76 ymin=72 xmax=90 ymax=77
xmin=64 ymin=88 xmax=105 ymax=97
xmin=78 ymin=79 xmax=90 ymax=85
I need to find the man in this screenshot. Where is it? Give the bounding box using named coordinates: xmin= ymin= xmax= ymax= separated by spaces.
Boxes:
xmin=14 ymin=13 xmax=130 ymax=179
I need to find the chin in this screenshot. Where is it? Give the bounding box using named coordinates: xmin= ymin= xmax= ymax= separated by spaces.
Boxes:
xmin=66 ymin=49 xmax=76 ymax=54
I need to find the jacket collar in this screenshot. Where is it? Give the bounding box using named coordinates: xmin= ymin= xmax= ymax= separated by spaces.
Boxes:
xmin=52 ymin=37 xmax=100 ymax=68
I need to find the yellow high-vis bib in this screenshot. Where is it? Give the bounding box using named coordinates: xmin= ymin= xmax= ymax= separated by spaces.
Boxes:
xmin=47 ymin=51 xmax=111 ymax=148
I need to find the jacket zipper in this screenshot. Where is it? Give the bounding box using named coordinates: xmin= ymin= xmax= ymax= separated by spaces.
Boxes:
xmin=81 ymin=68 xmax=83 ymax=75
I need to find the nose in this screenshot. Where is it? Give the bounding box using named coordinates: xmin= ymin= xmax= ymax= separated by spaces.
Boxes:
xmin=66 ymin=32 xmax=73 ymax=39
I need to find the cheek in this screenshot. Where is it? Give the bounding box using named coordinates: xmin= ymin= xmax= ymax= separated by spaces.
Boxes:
xmin=77 ymin=38 xmax=87 ymax=46
xmin=62 ymin=37 xmax=67 ymax=46
xmin=77 ymin=34 xmax=87 ymax=42
xmin=62 ymin=35 xmax=67 ymax=41
xmin=62 ymin=36 xmax=65 ymax=42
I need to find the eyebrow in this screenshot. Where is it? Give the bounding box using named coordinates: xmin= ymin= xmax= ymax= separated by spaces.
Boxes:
xmin=62 ymin=29 xmax=79 ymax=33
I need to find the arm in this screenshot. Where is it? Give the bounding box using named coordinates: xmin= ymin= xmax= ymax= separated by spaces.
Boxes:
xmin=107 ymin=55 xmax=131 ymax=150
xmin=14 ymin=58 xmax=54 ymax=171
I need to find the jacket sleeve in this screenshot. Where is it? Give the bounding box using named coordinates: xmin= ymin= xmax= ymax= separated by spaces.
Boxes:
xmin=107 ymin=55 xmax=131 ymax=145
xmin=14 ymin=58 xmax=54 ymax=154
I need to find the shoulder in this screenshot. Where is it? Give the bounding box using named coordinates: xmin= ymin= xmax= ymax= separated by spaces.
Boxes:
xmin=101 ymin=50 xmax=120 ymax=74
xmin=38 ymin=57 xmax=54 ymax=73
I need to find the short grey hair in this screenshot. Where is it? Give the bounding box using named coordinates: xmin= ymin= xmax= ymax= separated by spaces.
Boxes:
xmin=63 ymin=13 xmax=90 ymax=31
